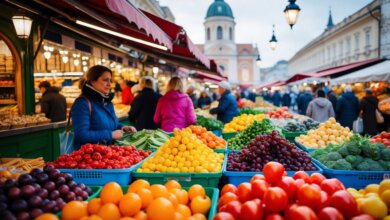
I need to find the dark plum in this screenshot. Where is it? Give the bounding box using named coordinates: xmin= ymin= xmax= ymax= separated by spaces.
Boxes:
xmin=49 ymin=190 xmax=60 ymax=200
xmin=29 ymin=208 xmax=43 ymax=219
xmin=58 ymin=185 xmax=69 ymax=196
xmin=28 ymin=196 xmax=42 ymax=208
xmin=4 ymin=179 xmax=17 ymax=189
xmin=43 ymin=181 xmax=56 ymax=192
xmin=37 ymin=188 xmax=48 ymax=199
xmin=42 ymin=201 xmax=56 ymax=213
xmin=55 ymin=177 xmax=66 ymax=187
xmin=16 ymin=212 xmax=30 ymax=220
xmin=21 ymin=185 xmax=36 ymax=197
xmin=8 ymin=187 xmax=21 ymax=200
xmin=10 ymin=199 xmax=28 ymax=213
xmin=64 ymin=192 xmax=76 ymax=202
xmin=18 ymin=174 xmax=34 ymax=186
xmin=49 ymin=169 xmax=61 ymax=180
xmin=35 ymin=173 xmax=49 ymax=184
xmin=43 ymin=164 xmax=55 ymax=174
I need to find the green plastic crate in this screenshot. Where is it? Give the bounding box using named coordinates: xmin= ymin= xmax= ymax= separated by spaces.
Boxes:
xmin=282 ymin=129 xmax=307 ymax=142
xmin=131 ymin=152 xmax=227 ymax=187
xmin=222 ymin=132 xmax=239 ymax=140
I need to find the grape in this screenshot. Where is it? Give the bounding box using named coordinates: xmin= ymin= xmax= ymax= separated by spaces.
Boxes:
xmin=8 ymin=187 xmax=21 ymax=200
xmin=4 ymin=180 xmax=16 ymax=189
xmin=58 ymin=185 xmax=69 ymax=196
xmin=18 ymin=174 xmax=33 ymax=186
xmin=29 ymin=208 xmax=43 ymax=219
xmin=37 ymin=188 xmax=48 ymax=199
xmin=64 ymin=192 xmax=76 ymax=202
xmin=43 ymin=181 xmax=56 ymax=192
xmin=49 ymin=169 xmax=61 ymax=180
xmin=16 ymin=212 xmax=30 ymax=220
xmin=55 ymin=177 xmax=66 ymax=187
xmin=21 ymin=185 xmax=36 ymax=197
xmin=43 ymin=164 xmax=55 ymax=174
xmin=10 ymin=200 xmax=28 ymax=213
xmin=49 ymin=190 xmax=60 ymax=200
xmin=28 ymin=196 xmax=42 ymax=208
xmin=35 ymin=173 xmax=49 ymax=184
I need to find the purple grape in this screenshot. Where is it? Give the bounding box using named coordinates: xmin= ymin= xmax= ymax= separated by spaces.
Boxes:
xmin=67 ymin=181 xmax=77 ymax=188
xmin=0 ymin=202 xmax=8 ymax=211
xmin=76 ymin=196 xmax=83 ymax=201
xmin=73 ymin=187 xmax=82 ymax=195
xmin=58 ymin=185 xmax=69 ymax=196
xmin=42 ymin=201 xmax=56 ymax=213
xmin=43 ymin=181 xmax=56 ymax=192
xmin=21 ymin=185 xmax=36 ymax=197
xmin=85 ymin=187 xmax=92 ymax=195
xmin=80 ymin=191 xmax=89 ymax=200
xmin=78 ymin=183 xmax=86 ymax=190
xmin=1 ymin=211 xmax=16 ymax=220
xmin=29 ymin=208 xmax=43 ymax=219
xmin=4 ymin=179 xmax=16 ymax=189
xmin=30 ymin=168 xmax=43 ymax=177
xmin=49 ymin=169 xmax=61 ymax=180
xmin=35 ymin=173 xmax=49 ymax=184
xmin=49 ymin=190 xmax=60 ymax=200
xmin=64 ymin=192 xmax=76 ymax=202
xmin=18 ymin=174 xmax=33 ymax=186
xmin=37 ymin=188 xmax=48 ymax=199
xmin=28 ymin=196 xmax=42 ymax=208
xmin=16 ymin=212 xmax=29 ymax=220
xmin=55 ymin=177 xmax=66 ymax=187
xmin=43 ymin=164 xmax=55 ymax=174
xmin=31 ymin=183 xmax=41 ymax=191
xmin=55 ymin=198 xmax=64 ymax=204
xmin=10 ymin=199 xmax=28 ymax=213
xmin=64 ymin=173 xmax=73 ymax=182
xmin=8 ymin=187 xmax=21 ymax=200
xmin=0 ymin=195 xmax=8 ymax=203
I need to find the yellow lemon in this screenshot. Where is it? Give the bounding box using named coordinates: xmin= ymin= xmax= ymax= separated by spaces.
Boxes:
xmin=365 ymin=184 xmax=379 ymax=194
xmin=380 ymin=189 xmax=390 ymax=206
xmin=379 ymin=179 xmax=390 ymax=195
xmin=360 ymin=196 xmax=388 ymax=219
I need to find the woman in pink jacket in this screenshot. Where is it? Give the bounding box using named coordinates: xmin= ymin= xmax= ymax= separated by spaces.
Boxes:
xmin=154 ymin=77 xmax=196 ymax=132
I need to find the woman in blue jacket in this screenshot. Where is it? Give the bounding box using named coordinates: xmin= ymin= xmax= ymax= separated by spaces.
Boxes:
xmin=71 ymin=65 xmax=135 ymax=148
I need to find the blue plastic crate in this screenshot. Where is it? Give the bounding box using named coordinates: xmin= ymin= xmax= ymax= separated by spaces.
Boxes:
xmin=223 ymin=151 xmax=323 ymax=186
xmin=294 ymin=138 xmax=316 ymax=153
xmin=313 ymin=159 xmax=390 ymax=189
xmin=212 ymin=130 xmax=222 ymax=137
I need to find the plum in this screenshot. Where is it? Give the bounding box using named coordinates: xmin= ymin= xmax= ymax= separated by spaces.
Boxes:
xmin=8 ymin=187 xmax=21 ymax=200
xmin=28 ymin=196 xmax=42 ymax=208
xmin=21 ymin=185 xmax=36 ymax=197
xmin=29 ymin=208 xmax=43 ymax=219
xmin=43 ymin=181 xmax=56 ymax=192
xmin=18 ymin=174 xmax=33 ymax=186
xmin=10 ymin=199 xmax=28 ymax=213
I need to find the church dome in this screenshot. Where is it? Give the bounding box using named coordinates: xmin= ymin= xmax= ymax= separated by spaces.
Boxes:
xmin=206 ymin=0 xmax=234 ymax=18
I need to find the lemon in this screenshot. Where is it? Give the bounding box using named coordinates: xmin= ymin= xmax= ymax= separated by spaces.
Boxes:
xmin=380 ymin=189 xmax=390 ymax=206
xmin=365 ymin=184 xmax=379 ymax=194
xmin=360 ymin=196 xmax=388 ymax=219
xmin=379 ymin=179 xmax=390 ymax=195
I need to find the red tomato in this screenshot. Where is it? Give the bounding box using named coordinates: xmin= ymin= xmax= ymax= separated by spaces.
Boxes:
xmin=221 ymin=184 xmax=238 ymax=196
xmin=251 ymin=179 xmax=269 ymax=199
xmin=293 ymin=171 xmax=312 ymax=184
xmin=310 ymin=173 xmax=326 ymax=185
xmin=350 ymin=214 xmax=376 ymax=220
xmin=317 ymin=190 xmax=330 ymax=211
xmin=276 ymin=176 xmax=298 ymax=201
xmin=295 ymin=178 xmax=305 ymax=189
xmin=284 ymin=203 xmax=299 ymax=219
xmin=328 ymin=190 xmax=358 ymax=219
xmin=263 ymin=162 xmax=285 ymax=184
xmin=213 ymin=212 xmax=235 ymax=220
xmin=265 ymin=214 xmax=285 ymax=220
xmin=297 ymin=184 xmax=322 ymax=209
xmin=218 ymin=192 xmax=239 ymax=209
xmin=318 ymin=207 xmax=344 ymax=220
xmin=237 ymin=182 xmax=252 ymax=203
xmin=250 ymin=174 xmax=265 ymax=183
xmin=263 ymin=187 xmax=289 ymax=212
xmin=219 ymin=201 xmax=241 ymax=219
xmin=240 ymin=199 xmax=264 ymax=220
xmin=320 ymin=179 xmax=345 ymax=196
xmin=287 ymin=206 xmax=318 ymax=220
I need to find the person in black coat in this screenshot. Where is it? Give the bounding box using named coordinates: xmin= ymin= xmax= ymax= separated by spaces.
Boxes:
xmin=327 ymin=90 xmax=338 ymax=115
xmin=282 ymin=90 xmax=291 ymax=107
xmin=336 ymin=86 xmax=360 ymax=129
xmin=128 ymin=76 xmax=161 ymax=130
xmin=197 ymin=91 xmax=212 ymax=109
xmin=360 ymin=89 xmax=379 ymax=135
xmin=297 ymin=87 xmax=313 ymax=115
xmin=39 ymin=81 xmax=67 ymax=122
xmin=272 ymin=90 xmax=282 ymax=107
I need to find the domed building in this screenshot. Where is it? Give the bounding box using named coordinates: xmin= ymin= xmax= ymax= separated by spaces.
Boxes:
xmin=197 ymin=0 xmax=260 ymax=85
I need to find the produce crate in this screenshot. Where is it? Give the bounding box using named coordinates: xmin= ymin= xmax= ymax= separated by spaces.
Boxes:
xmin=213 ymin=141 xmax=228 ymax=153
xmin=222 ymin=132 xmax=239 ymax=140
xmin=294 ymin=138 xmax=316 ymax=152
xmin=212 ymin=130 xmax=222 ymax=137
xmin=282 ymin=129 xmax=307 ymax=142
xmin=314 ymin=159 xmax=390 ymax=189
xmin=132 ymin=153 xmax=227 ymax=187
xmin=223 ymin=152 xmax=323 ymax=186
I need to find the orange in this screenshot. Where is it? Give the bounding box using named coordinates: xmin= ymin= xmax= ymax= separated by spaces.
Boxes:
xmin=135 ymin=188 xmax=153 ymax=209
xmin=208 ymin=141 xmax=216 ymax=148
xmin=62 ymin=201 xmax=88 ymax=220
xmin=80 ymin=215 xmax=103 ymax=220
xmin=100 ymin=182 xmax=124 ymax=205
xmin=188 ymin=184 xmax=205 ymax=200
xmin=133 ymin=211 xmax=147 ymax=220
xmin=119 ymin=218 xmax=135 ymax=220
xmin=170 ymin=188 xmax=189 ymax=205
xmin=168 ymin=193 xmax=179 ymax=207
xmin=87 ymin=198 xmax=102 ymax=215
xmin=165 ymin=180 xmax=182 ymax=190
xmin=176 ymin=204 xmax=192 ymax=218
xmin=174 ymin=212 xmax=185 ymax=220
xmin=190 ymin=196 xmax=211 ymax=215
xmin=119 ymin=192 xmax=141 ymax=217
xmin=150 ymin=184 xmax=169 ymax=199
xmin=97 ymin=203 xmax=122 ymax=220
xmin=192 ymin=213 xmax=207 ymax=220
xmin=35 ymin=213 xmax=59 ymax=220
xmin=128 ymin=179 xmax=150 ymax=193
xmin=146 ymin=197 xmax=175 ymax=220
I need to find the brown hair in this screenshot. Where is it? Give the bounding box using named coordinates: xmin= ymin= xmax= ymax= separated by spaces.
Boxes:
xmin=140 ymin=76 xmax=155 ymax=90
xmin=79 ymin=65 xmax=112 ymax=89
xmin=167 ymin=77 xmax=184 ymax=93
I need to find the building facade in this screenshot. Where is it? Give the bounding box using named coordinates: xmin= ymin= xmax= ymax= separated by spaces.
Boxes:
xmin=260 ymin=60 xmax=289 ymax=83
xmin=129 ymin=0 xmax=175 ymax=22
xmin=288 ymin=0 xmax=382 ymax=76
xmin=197 ymin=0 xmax=259 ymax=85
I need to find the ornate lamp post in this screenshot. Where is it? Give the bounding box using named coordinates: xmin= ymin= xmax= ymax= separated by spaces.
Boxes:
xmin=269 ymin=25 xmax=278 ymax=51
xmin=284 ymin=0 xmax=301 ymax=29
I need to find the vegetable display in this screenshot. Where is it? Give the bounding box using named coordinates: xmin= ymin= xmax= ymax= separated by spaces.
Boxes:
xmin=227 ymin=131 xmax=317 ymax=172
xmin=223 ymin=114 xmax=267 ymax=133
xmin=303 ymin=118 xmax=320 ymax=130
xmin=49 ymin=144 xmax=151 ymax=169
xmin=371 ymin=131 xmax=390 ymax=147
xmin=0 ymin=165 xmax=93 ymax=219
xmin=266 ymin=107 xmax=293 ymax=119
xmin=228 ymin=119 xmax=280 ymax=150
xmin=283 ymin=119 xmax=320 ymax=133
xmin=195 ymin=115 xmax=224 ymax=131
xmin=188 ymin=125 xmax=226 ymax=149
xmin=311 ymin=134 xmax=390 ymax=171
xmin=115 ymin=129 xmax=170 ymax=150
xmin=239 ymin=107 xmax=265 ymax=115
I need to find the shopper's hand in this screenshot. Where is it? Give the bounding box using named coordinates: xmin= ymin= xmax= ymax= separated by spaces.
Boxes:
xmin=112 ymin=129 xmax=124 ymax=140
xmin=122 ymin=126 xmax=137 ymax=133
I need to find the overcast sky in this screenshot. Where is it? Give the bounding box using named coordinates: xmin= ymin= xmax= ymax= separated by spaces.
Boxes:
xmin=158 ymin=0 xmax=373 ymax=68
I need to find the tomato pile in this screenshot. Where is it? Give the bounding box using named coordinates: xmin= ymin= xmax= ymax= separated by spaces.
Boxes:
xmin=49 ymin=144 xmax=152 ymax=169
xmin=266 ymin=107 xmax=293 ymax=119
xmin=371 ymin=131 xmax=390 ymax=147
xmin=214 ymin=161 xmax=372 ymax=220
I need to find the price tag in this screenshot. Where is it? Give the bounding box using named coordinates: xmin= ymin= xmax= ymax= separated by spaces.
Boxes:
xmin=165 ymin=176 xmax=191 ymax=182
xmin=384 ymin=174 xmax=390 ymax=179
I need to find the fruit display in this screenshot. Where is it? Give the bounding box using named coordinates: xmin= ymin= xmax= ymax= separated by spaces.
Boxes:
xmin=196 ymin=115 xmax=224 ymax=131
xmin=188 ymin=125 xmax=226 ymax=149
xmin=0 ymin=105 xmax=18 ymax=117
xmin=266 ymin=107 xmax=293 ymax=119
xmin=56 ymin=180 xmax=212 ymax=220
xmin=215 ymin=161 xmax=369 ymax=220
xmin=49 ymin=144 xmax=151 ymax=169
xmin=0 ymin=165 xmax=93 ymax=219
xmin=239 ymin=107 xmax=265 ymax=115
xmin=227 ymin=131 xmax=317 ymax=172
xmin=255 ymin=98 xmax=274 ymax=108
xmin=195 ymin=108 xmax=216 ymax=119
xmin=347 ymin=180 xmax=390 ymax=219
xmin=228 ymin=119 xmax=280 ymax=150
xmin=115 ymin=129 xmax=170 ymax=150
xmin=379 ymin=98 xmax=390 ymax=114
xmin=237 ymin=99 xmax=255 ymax=108
xmin=0 ymin=114 xmax=51 ymax=130
xmin=311 ymin=134 xmax=390 ymax=171
xmin=0 ymin=157 xmax=45 ymax=177
xmin=223 ymin=114 xmax=267 ymax=133
xmin=296 ymin=117 xmax=352 ymax=149
xmin=283 ymin=119 xmax=320 ymax=133
xmin=137 ymin=128 xmax=224 ymax=173
xmin=303 ymin=118 xmax=321 ymax=130
xmin=114 ymin=103 xmax=130 ymax=118
xmin=371 ymin=131 xmax=390 ymax=147
xmin=0 ymin=169 xmax=22 ymax=182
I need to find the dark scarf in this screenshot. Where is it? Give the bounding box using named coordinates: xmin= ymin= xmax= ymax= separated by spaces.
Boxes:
xmin=82 ymin=83 xmax=114 ymax=104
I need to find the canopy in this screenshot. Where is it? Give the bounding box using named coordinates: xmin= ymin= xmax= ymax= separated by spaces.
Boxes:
xmin=285 ymin=72 xmax=316 ymax=84
xmin=288 ymin=77 xmax=330 ymax=86
xmin=256 ymin=80 xmax=284 ymax=89
xmin=331 ymin=60 xmax=390 ymax=85
xmin=315 ymin=58 xmax=380 ymax=78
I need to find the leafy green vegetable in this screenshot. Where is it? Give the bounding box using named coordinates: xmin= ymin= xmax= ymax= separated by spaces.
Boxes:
xmin=196 ymin=115 xmax=224 ymax=131
xmin=333 ymin=159 xmax=353 ymax=170
xmin=115 ymin=129 xmax=170 ymax=150
xmin=239 ymin=107 xmax=265 ymax=115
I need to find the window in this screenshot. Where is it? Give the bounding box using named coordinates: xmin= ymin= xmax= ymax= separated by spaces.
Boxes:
xmin=333 ymin=44 xmax=336 ymax=60
xmin=241 ymin=64 xmax=249 ymax=81
xmin=339 ymin=41 xmax=343 ymax=57
xmin=354 ymin=32 xmax=360 ymax=51
xmin=365 ymin=30 xmax=371 ymax=48
xmin=207 ymin=28 xmax=210 ymax=41
xmin=229 ymin=27 xmax=233 ymax=40
xmin=346 ymin=37 xmax=351 ymax=54
xmin=217 ymin=26 xmax=223 ymax=40
xmin=327 ymin=46 xmax=331 ymax=61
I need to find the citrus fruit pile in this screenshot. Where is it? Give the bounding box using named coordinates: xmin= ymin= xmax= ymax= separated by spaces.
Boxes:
xmin=137 ymin=128 xmax=224 ymax=173
xmin=296 ymin=117 xmax=352 ymax=149
xmin=59 ymin=180 xmax=212 ymax=220
xmin=188 ymin=125 xmax=226 ymax=149
xmin=347 ymin=180 xmax=390 ymax=219
xmin=223 ymin=114 xmax=267 ymax=133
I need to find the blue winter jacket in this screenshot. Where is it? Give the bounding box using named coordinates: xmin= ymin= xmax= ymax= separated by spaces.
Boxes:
xmin=210 ymin=90 xmax=239 ymax=124
xmin=71 ymin=85 xmax=123 ymax=148
xmin=336 ymin=92 xmax=360 ymax=129
xmin=297 ymin=93 xmax=313 ymax=115
xmin=272 ymin=92 xmax=282 ymax=107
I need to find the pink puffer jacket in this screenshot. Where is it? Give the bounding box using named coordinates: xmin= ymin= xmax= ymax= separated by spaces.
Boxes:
xmin=153 ymin=90 xmax=196 ymax=132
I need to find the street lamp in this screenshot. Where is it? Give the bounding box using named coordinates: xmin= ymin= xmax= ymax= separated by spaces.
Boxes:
xmin=269 ymin=25 xmax=278 ymax=51
xmin=256 ymin=54 xmax=261 ymax=67
xmin=152 ymin=67 xmax=159 ymax=75
xmin=284 ymin=0 xmax=301 ymax=29
xmin=12 ymin=15 xmax=33 ymax=39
